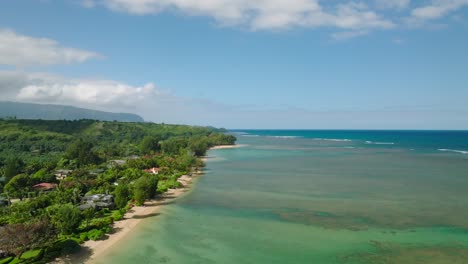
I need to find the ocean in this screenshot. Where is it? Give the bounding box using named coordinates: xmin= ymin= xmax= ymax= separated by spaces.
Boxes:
xmin=94 ymin=130 xmax=468 ymax=264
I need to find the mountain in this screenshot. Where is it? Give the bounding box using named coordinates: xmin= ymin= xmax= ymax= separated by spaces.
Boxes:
xmin=0 ymin=101 xmax=144 ymax=122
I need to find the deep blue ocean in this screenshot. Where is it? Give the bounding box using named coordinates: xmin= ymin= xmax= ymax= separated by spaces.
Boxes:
xmin=231 ymin=129 xmax=468 ymax=154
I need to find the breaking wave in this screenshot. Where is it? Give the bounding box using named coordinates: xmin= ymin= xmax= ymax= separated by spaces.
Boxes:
xmin=438 ymin=149 xmax=468 ymax=155
xmin=313 ymin=138 xmax=352 ymax=142
xmin=365 ymin=141 xmax=395 ymax=145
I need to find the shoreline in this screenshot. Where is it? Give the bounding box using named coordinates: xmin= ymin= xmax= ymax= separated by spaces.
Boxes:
xmin=56 ymin=144 xmax=235 ymax=264
xmin=202 ymin=144 xmax=245 ymax=162
xmin=53 ymin=174 xmax=201 ymax=264
xmin=209 ymin=144 xmax=246 ymax=150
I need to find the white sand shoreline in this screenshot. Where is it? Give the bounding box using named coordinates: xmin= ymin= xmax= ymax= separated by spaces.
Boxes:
xmin=201 ymin=144 xmax=246 ymax=162
xmin=209 ymin=144 xmax=247 ymax=150
xmin=54 ymin=144 xmax=237 ymax=263
xmin=52 ymin=174 xmax=200 ymax=264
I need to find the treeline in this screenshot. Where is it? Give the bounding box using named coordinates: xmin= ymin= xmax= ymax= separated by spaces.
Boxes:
xmin=0 ymin=119 xmax=235 ymax=263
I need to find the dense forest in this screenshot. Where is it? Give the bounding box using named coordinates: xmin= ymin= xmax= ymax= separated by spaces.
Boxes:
xmin=0 ymin=119 xmax=236 ymax=263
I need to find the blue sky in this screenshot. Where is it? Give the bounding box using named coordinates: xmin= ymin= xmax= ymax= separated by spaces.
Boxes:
xmin=0 ymin=0 xmax=468 ymax=129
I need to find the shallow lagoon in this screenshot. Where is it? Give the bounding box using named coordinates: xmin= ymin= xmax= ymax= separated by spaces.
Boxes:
xmin=95 ymin=132 xmax=468 ymax=264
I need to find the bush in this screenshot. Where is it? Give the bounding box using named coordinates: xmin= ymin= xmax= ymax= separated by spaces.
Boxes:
xmin=89 ymin=217 xmax=113 ymax=229
xmin=111 ymin=210 xmax=125 ymax=222
xmin=114 ymin=184 xmax=130 ymax=209
xmin=79 ymin=232 xmax=89 ymax=242
xmin=20 ymin=249 xmax=43 ymax=261
xmin=57 ymin=239 xmax=81 ymax=255
xmin=0 ymin=257 xmax=13 ymax=264
xmin=87 ymin=229 xmax=105 ymax=241
xmin=6 ymin=258 xmax=19 ymax=264
xmin=43 ymin=239 xmax=81 ymax=260
xmin=46 ymin=203 xmax=82 ymax=235
xmin=133 ymin=175 xmax=158 ymax=205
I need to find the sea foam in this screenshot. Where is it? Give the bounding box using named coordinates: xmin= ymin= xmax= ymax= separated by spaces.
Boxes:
xmin=313 ymin=138 xmax=352 ymax=142
xmin=267 ymin=136 xmax=302 ymax=139
xmin=365 ymin=141 xmax=395 ymax=145
xmin=438 ymin=149 xmax=468 ymax=155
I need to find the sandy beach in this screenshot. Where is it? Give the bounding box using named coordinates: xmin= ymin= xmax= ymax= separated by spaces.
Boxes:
xmin=53 ymin=145 xmax=238 ymax=264
xmin=52 ymin=174 xmax=199 ymax=264
xmin=202 ymin=144 xmax=246 ymax=162
xmin=209 ymin=144 xmax=246 ymax=150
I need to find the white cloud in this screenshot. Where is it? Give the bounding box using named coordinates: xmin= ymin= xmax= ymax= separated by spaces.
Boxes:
xmin=0 ymin=70 xmax=205 ymax=123
xmin=5 ymin=73 xmax=160 ymax=110
xmin=0 ymin=29 xmax=100 ymax=67
xmin=375 ymin=0 xmax=410 ymax=10
xmin=84 ymin=0 xmax=394 ymax=31
xmin=411 ymin=0 xmax=468 ymax=21
xmin=1 ymin=70 xmax=467 ymax=129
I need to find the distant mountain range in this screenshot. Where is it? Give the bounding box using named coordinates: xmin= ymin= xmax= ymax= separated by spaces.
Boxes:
xmin=0 ymin=101 xmax=144 ymax=122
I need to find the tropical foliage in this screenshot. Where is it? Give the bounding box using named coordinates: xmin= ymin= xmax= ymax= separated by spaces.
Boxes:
xmin=0 ymin=119 xmax=236 ymax=263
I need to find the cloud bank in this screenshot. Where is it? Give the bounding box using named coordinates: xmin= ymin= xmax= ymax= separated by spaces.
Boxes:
xmin=82 ymin=0 xmax=468 ymax=36
xmin=84 ymin=0 xmax=395 ymax=33
xmin=0 ymin=29 xmax=99 ymax=67
xmin=2 ymin=70 xmax=467 ymax=129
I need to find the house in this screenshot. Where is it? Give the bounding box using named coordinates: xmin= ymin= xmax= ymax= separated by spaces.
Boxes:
xmin=108 ymin=160 xmax=126 ymax=167
xmin=55 ymin=169 xmax=73 ymax=180
xmin=79 ymin=194 xmax=115 ymax=210
xmin=127 ymin=155 xmax=140 ymax=160
xmin=89 ymin=169 xmax=105 ymax=176
xmin=33 ymin=183 xmax=58 ymax=192
xmin=144 ymin=167 xmax=160 ymax=175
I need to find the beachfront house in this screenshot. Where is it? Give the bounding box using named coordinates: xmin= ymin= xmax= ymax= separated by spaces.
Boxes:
xmin=79 ymin=194 xmax=115 ymax=210
xmin=32 ymin=183 xmax=58 ymax=192
xmin=108 ymin=159 xmax=126 ymax=168
xmin=144 ymin=167 xmax=160 ymax=175
xmin=89 ymin=169 xmax=105 ymax=176
xmin=55 ymin=169 xmax=73 ymax=180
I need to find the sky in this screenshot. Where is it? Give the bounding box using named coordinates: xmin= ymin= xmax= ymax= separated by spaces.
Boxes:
xmin=0 ymin=0 xmax=467 ymax=129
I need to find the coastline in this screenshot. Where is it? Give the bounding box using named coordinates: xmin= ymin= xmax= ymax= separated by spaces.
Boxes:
xmin=53 ymin=174 xmax=200 ymax=264
xmin=55 ymin=144 xmax=237 ymax=264
xmin=209 ymin=144 xmax=246 ymax=150
xmin=202 ymin=144 xmax=244 ymax=162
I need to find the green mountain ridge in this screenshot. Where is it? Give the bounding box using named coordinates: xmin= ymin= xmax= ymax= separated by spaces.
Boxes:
xmin=0 ymin=101 xmax=144 ymax=122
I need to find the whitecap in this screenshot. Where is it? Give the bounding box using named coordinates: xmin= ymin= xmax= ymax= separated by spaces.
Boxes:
xmin=313 ymin=138 xmax=352 ymax=142
xmin=438 ymin=149 xmax=468 ymax=155
xmin=267 ymin=136 xmax=302 ymax=139
xmin=365 ymin=141 xmax=395 ymax=145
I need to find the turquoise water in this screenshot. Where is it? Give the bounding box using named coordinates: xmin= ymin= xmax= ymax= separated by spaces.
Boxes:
xmin=94 ymin=131 xmax=468 ymax=264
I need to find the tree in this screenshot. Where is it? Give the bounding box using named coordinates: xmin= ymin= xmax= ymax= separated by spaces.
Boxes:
xmin=189 ymin=138 xmax=209 ymax=156
xmin=4 ymin=157 xmax=24 ymax=182
xmin=160 ymin=137 xmax=189 ymax=155
xmin=122 ymin=168 xmax=147 ymax=181
xmin=133 ymin=176 xmax=158 ymax=206
xmin=47 ymin=203 xmax=82 ymax=235
xmin=140 ymin=135 xmax=161 ymax=154
xmin=4 ymin=174 xmax=31 ymax=200
xmin=0 ymin=220 xmax=56 ymax=256
xmin=114 ymin=184 xmax=130 ymax=209
xmin=65 ymin=138 xmax=101 ymax=167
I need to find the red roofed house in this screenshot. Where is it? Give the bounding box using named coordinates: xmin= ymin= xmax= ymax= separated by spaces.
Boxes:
xmin=33 ymin=183 xmax=58 ymax=192
xmin=144 ymin=167 xmax=160 ymax=175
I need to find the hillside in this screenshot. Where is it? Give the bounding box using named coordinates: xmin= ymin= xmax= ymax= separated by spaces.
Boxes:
xmin=0 ymin=101 xmax=144 ymax=122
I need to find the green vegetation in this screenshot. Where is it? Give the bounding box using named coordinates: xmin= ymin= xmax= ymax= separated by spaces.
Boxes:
xmin=0 ymin=119 xmax=235 ymax=263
